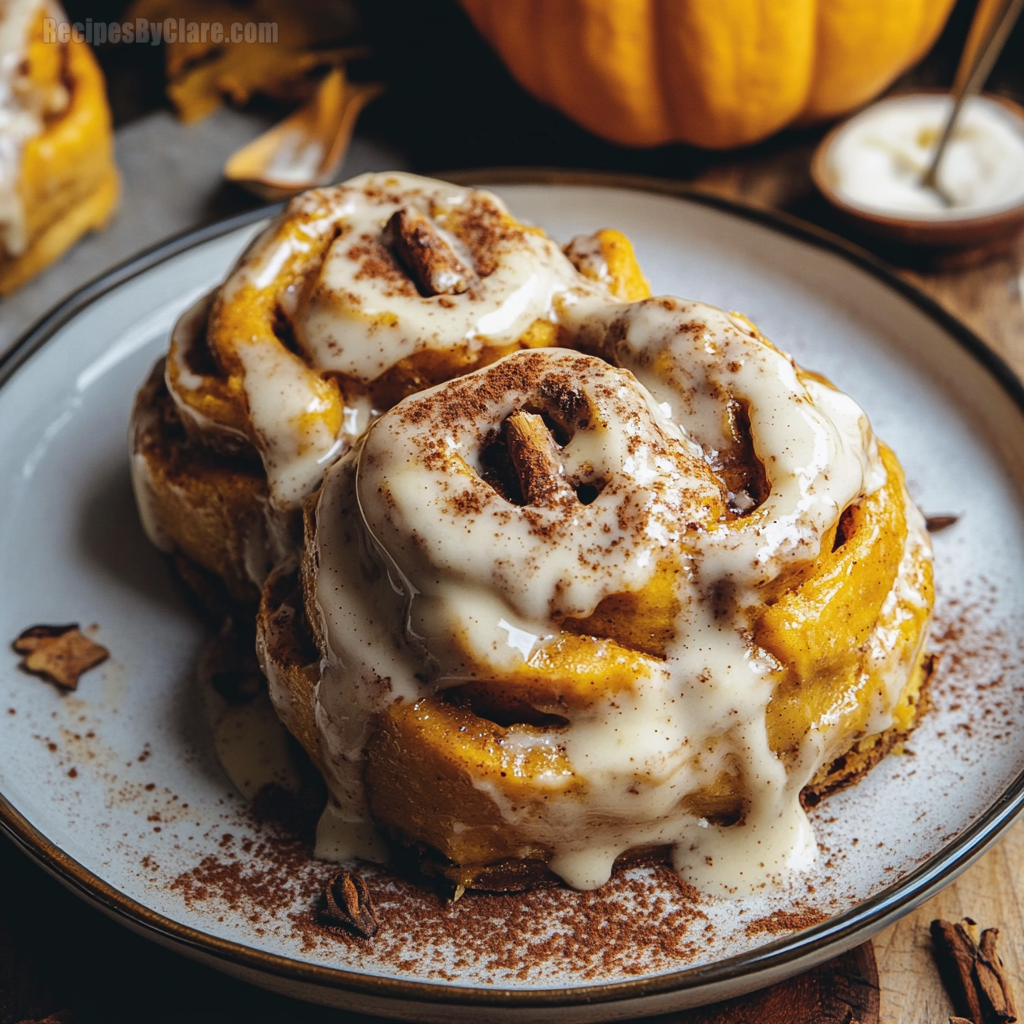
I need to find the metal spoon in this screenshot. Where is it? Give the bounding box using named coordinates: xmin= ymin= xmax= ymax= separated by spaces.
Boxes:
xmin=920 ymin=0 xmax=1024 ymax=204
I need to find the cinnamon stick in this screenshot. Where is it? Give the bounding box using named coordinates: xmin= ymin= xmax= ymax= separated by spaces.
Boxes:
xmin=932 ymin=919 xmax=985 ymax=1024
xmin=504 ymin=410 xmax=574 ymax=507
xmin=384 ymin=206 xmax=476 ymax=296
xmin=977 ymin=929 xmax=1018 ymax=1022
xmin=931 ymin=918 xmax=1018 ymax=1024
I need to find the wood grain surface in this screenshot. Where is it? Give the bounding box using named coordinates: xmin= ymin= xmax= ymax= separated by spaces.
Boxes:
xmin=665 ymin=944 xmax=879 ymax=1024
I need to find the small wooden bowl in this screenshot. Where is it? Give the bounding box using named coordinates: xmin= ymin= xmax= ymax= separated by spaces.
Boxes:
xmin=811 ymin=91 xmax=1024 ymax=254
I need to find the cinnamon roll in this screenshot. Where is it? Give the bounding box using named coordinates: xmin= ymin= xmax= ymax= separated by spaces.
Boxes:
xmin=131 ymin=172 xmax=647 ymax=610
xmin=0 ymin=0 xmax=119 ymax=294
xmin=258 ymin=323 xmax=933 ymax=894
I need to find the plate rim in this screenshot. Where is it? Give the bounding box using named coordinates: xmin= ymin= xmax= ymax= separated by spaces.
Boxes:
xmin=2 ymin=168 xmax=1024 ymax=1010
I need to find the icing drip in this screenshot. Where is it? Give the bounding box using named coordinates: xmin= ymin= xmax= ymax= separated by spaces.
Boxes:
xmin=308 ymin=317 xmax=932 ymax=895
xmin=168 ymin=172 xmax=607 ymax=510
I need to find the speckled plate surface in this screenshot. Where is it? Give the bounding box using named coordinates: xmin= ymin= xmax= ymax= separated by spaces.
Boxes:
xmin=2 ymin=174 xmax=1023 ymax=1022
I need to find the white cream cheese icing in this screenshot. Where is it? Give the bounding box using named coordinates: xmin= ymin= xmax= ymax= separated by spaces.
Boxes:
xmin=826 ymin=93 xmax=1024 ymax=219
xmin=169 ymin=172 xmax=608 ymax=511
xmin=299 ymin=313 xmax=932 ymax=896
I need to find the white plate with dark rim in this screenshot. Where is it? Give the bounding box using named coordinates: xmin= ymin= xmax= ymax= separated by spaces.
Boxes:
xmin=1 ymin=172 xmax=1023 ymax=1023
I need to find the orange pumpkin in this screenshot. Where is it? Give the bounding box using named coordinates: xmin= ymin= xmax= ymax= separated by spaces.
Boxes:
xmin=458 ymin=0 xmax=957 ymax=149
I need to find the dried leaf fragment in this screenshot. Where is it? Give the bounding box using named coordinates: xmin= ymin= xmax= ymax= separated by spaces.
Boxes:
xmin=925 ymin=514 xmax=960 ymax=532
xmin=322 ymin=870 xmax=379 ymax=938
xmin=13 ymin=624 xmax=108 ymax=690
xmin=932 ymin=918 xmax=1018 ymax=1024
xmin=126 ymin=0 xmax=360 ymax=121
xmin=12 ymin=624 xmax=80 ymax=653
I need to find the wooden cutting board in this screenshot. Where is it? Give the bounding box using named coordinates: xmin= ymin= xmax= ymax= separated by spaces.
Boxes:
xmin=652 ymin=943 xmax=878 ymax=1024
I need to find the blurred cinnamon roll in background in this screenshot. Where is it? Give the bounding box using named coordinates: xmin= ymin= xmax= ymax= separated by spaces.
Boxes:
xmin=0 ymin=0 xmax=119 ymax=294
xmin=130 ymin=172 xmax=647 ymax=610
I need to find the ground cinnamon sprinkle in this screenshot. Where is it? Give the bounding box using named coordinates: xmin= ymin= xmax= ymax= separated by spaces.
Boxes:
xmin=743 ymin=907 xmax=829 ymax=938
xmin=171 ymin=814 xmax=710 ymax=981
xmin=160 ymin=577 xmax=1021 ymax=983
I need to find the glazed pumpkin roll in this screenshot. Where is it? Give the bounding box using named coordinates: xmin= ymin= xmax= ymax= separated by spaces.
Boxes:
xmin=131 ymin=172 xmax=647 ymax=610
xmin=258 ymin=310 xmax=934 ymax=894
xmin=0 ymin=0 xmax=119 ymax=294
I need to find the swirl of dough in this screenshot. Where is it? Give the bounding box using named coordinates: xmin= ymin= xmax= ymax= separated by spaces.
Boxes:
xmin=165 ymin=172 xmax=611 ymax=509
xmin=285 ymin=305 xmax=932 ymax=894
xmin=571 ymin=296 xmax=887 ymax=578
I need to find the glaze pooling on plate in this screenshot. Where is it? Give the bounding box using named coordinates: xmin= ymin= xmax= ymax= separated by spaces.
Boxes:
xmin=0 ymin=184 xmax=1023 ymax=1020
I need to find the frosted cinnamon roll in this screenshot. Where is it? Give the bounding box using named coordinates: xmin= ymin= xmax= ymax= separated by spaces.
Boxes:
xmin=131 ymin=172 xmax=647 ymax=608
xmin=0 ymin=0 xmax=119 ymax=294
xmin=259 ymin=332 xmax=933 ymax=895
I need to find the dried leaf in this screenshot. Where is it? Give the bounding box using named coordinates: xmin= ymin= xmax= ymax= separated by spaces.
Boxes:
xmin=12 ymin=623 xmax=79 ymax=653
xmin=322 ymin=870 xmax=379 ymax=938
xmin=126 ymin=0 xmax=360 ymax=121
xmin=13 ymin=624 xmax=108 ymax=690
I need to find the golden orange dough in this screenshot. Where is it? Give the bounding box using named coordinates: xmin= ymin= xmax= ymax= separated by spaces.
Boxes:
xmin=131 ymin=361 xmax=279 ymax=611
xmin=258 ymin=361 xmax=934 ymax=892
xmin=0 ymin=13 xmax=119 ymax=295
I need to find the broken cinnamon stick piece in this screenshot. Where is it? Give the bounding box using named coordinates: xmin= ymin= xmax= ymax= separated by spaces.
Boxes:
xmin=12 ymin=624 xmax=109 ymax=691
xmin=322 ymin=870 xmax=379 ymax=938
xmin=505 ymin=410 xmax=574 ymax=507
xmin=932 ymin=918 xmax=984 ymax=1024
xmin=384 ymin=206 xmax=476 ymax=296
xmin=977 ymin=928 xmax=1018 ymax=1022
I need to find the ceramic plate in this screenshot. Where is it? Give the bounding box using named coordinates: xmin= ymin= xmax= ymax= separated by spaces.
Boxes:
xmin=2 ymin=175 xmax=1023 ymax=1023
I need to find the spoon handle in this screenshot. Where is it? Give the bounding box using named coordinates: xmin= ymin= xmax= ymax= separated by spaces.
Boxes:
xmin=920 ymin=0 xmax=1024 ymax=195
